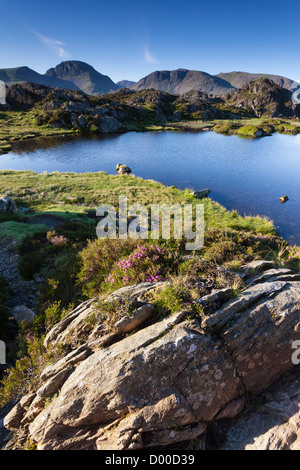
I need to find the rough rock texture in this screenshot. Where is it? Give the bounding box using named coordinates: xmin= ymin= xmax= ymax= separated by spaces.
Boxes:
xmin=43 ymin=282 xmax=163 ymax=351
xmin=11 ymin=305 xmax=35 ymax=324
xmin=215 ymin=367 xmax=300 ymax=450
xmin=116 ymin=164 xmax=132 ymax=175
xmin=3 ymin=264 xmax=300 ymax=450
xmin=0 ymin=197 xmax=17 ymax=214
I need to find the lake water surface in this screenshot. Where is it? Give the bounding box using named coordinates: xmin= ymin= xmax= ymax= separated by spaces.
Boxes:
xmin=0 ymin=130 xmax=299 ymax=244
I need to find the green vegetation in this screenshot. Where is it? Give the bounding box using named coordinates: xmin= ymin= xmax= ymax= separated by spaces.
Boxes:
xmin=211 ymin=118 xmax=300 ymax=137
xmin=0 ymin=169 xmax=299 ymax=408
xmin=0 ymin=110 xmax=77 ymax=155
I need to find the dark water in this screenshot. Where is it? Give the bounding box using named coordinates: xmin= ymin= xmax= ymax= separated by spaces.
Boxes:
xmin=0 ymin=131 xmax=299 ymax=244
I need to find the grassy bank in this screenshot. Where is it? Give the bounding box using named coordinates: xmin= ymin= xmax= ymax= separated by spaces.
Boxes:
xmin=0 ymin=169 xmax=275 ymax=234
xmin=0 ymin=110 xmax=77 ymax=155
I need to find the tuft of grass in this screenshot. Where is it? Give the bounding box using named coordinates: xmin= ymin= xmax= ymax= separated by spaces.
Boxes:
xmin=0 ymin=221 xmax=48 ymax=244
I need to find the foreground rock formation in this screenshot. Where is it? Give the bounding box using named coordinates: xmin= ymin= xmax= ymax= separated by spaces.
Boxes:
xmin=217 ymin=366 xmax=300 ymax=450
xmin=3 ymin=262 xmax=300 ymax=450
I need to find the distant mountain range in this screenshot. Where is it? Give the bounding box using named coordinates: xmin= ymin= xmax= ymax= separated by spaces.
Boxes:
xmin=0 ymin=61 xmax=119 ymax=95
xmin=216 ymin=72 xmax=294 ymax=91
xmin=0 ymin=61 xmax=295 ymax=96
xmin=0 ymin=66 xmax=78 ymax=90
xmin=116 ymin=80 xmax=136 ymax=88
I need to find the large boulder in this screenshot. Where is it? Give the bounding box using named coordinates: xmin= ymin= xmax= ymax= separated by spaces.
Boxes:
xmin=99 ymin=116 xmax=122 ymax=133
xmin=12 ymin=305 xmax=35 ymax=324
xmin=116 ymin=163 xmax=132 ymax=175
xmin=3 ymin=265 xmax=300 ymax=450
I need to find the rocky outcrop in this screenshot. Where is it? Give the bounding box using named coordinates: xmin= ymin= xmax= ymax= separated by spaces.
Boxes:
xmin=228 ymin=78 xmax=300 ymax=118
xmin=3 ymin=263 xmax=300 ymax=450
xmin=216 ymin=367 xmax=300 ymax=450
xmin=0 ymin=197 xmax=16 ymax=214
xmin=99 ymin=116 xmax=122 ymax=133
xmin=6 ymin=83 xmax=52 ymax=111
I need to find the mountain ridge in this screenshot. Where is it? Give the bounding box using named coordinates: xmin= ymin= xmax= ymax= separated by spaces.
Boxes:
xmin=216 ymin=71 xmax=294 ymax=91
xmin=0 ymin=66 xmax=78 ymax=90
xmin=0 ymin=61 xmax=296 ymax=97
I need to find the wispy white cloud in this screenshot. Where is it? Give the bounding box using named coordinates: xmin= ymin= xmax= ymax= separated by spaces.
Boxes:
xmin=143 ymin=46 xmax=158 ymax=64
xmin=34 ymin=31 xmax=70 ymax=59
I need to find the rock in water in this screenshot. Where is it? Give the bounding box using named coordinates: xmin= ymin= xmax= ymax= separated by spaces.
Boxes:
xmin=190 ymin=189 xmax=211 ymax=199
xmin=116 ymin=164 xmax=132 ymax=175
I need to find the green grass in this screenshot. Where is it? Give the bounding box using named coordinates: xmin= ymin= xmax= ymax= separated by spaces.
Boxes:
xmin=0 ymin=110 xmax=77 ymax=154
xmin=169 ymin=118 xmax=300 ymax=137
xmin=0 ymin=170 xmax=275 ymax=239
xmin=0 ymin=221 xmax=49 ymax=244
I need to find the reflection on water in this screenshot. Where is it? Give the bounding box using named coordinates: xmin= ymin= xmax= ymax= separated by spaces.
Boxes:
xmin=1 ymin=130 xmax=299 ymax=244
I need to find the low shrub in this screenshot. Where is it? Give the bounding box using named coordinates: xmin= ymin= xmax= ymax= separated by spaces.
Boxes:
xmin=104 ymin=244 xmax=176 ymax=289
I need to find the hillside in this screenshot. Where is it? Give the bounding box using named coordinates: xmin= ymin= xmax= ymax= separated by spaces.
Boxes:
xmin=216 ymin=71 xmax=294 ymax=91
xmin=45 ymin=61 xmax=119 ymax=95
xmin=0 ymin=66 xmax=78 ymax=90
xmin=132 ymin=69 xmax=236 ymax=95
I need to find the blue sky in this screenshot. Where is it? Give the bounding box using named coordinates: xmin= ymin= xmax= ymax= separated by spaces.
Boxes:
xmin=1 ymin=0 xmax=300 ymax=83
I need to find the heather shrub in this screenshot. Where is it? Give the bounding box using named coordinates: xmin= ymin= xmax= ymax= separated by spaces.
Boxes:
xmin=78 ymin=238 xmax=139 ymax=297
xmin=104 ymin=244 xmax=177 ymax=290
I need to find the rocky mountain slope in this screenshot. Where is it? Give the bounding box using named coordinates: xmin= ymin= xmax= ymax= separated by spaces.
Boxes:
xmin=45 ymin=61 xmax=119 ymax=95
xmin=132 ymin=69 xmax=236 ymax=95
xmin=3 ymin=260 xmax=300 ymax=450
xmin=0 ymin=66 xmax=78 ymax=90
xmin=216 ymin=71 xmax=294 ymax=91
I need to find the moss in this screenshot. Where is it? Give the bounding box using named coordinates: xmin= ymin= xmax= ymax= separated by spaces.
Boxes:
xmin=237 ymin=125 xmax=262 ymax=137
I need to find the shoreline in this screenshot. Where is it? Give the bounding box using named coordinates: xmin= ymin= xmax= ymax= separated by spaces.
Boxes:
xmin=1 ymin=115 xmax=300 ymax=156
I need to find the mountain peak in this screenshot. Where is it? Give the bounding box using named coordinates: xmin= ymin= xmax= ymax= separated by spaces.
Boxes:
xmin=45 ymin=61 xmax=118 ymax=95
xmin=132 ymin=68 xmax=236 ymax=95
